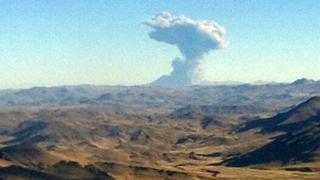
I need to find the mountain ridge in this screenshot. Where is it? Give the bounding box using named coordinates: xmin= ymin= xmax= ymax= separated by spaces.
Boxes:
xmin=223 ymin=97 xmax=320 ymax=167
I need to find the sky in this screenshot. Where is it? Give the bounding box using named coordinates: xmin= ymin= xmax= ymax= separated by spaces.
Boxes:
xmin=0 ymin=0 xmax=319 ymax=89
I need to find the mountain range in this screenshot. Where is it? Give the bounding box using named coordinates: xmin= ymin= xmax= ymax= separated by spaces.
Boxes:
xmin=0 ymin=79 xmax=319 ymax=179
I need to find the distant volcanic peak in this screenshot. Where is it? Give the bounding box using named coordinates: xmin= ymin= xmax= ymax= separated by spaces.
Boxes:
xmin=151 ymin=75 xmax=192 ymax=86
xmin=144 ymin=12 xmax=227 ymax=86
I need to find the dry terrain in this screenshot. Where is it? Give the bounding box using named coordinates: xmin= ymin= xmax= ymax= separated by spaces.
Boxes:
xmin=0 ymin=81 xmax=319 ymax=179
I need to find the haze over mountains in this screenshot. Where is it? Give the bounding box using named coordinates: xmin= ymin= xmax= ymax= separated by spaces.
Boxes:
xmin=0 ymin=79 xmax=319 ymax=179
xmin=0 ymin=78 xmax=319 ymax=108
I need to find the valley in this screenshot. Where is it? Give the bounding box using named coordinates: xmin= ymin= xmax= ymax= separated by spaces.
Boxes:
xmin=0 ymin=81 xmax=319 ymax=179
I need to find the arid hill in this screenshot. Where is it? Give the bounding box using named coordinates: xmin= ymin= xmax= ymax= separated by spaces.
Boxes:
xmin=223 ymin=97 xmax=320 ymax=167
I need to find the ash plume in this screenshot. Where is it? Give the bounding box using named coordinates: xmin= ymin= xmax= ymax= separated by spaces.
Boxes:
xmin=144 ymin=12 xmax=227 ymax=86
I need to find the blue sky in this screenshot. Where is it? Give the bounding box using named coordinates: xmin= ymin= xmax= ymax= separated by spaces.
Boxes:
xmin=0 ymin=0 xmax=319 ymax=88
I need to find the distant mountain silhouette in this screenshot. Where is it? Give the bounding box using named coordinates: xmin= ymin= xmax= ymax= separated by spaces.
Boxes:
xmin=1 ymin=81 xmax=320 ymax=111
xmin=291 ymin=78 xmax=317 ymax=85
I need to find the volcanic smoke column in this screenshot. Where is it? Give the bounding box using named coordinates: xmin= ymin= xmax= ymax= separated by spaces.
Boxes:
xmin=144 ymin=12 xmax=227 ymax=86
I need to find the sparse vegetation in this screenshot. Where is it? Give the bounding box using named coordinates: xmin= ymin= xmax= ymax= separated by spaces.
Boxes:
xmin=0 ymin=84 xmax=319 ymax=179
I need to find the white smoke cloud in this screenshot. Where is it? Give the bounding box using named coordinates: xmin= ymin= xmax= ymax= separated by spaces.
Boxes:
xmin=144 ymin=12 xmax=227 ymax=86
